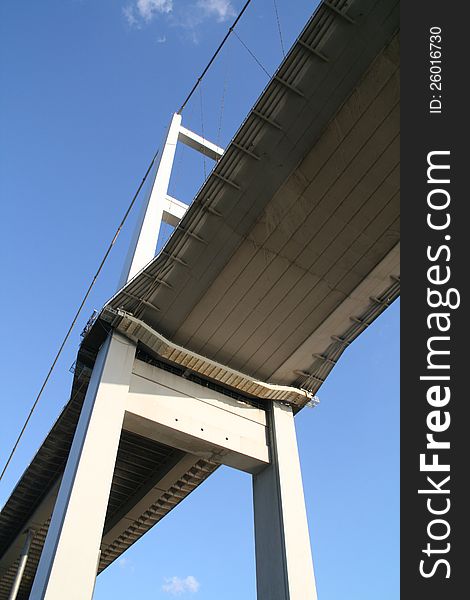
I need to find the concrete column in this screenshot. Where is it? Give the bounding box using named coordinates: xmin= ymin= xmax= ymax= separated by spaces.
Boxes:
xmin=30 ymin=331 xmax=136 ymax=600
xmin=253 ymin=401 xmax=317 ymax=600
xmin=119 ymin=112 xmax=182 ymax=287
xmin=7 ymin=529 xmax=34 ymax=600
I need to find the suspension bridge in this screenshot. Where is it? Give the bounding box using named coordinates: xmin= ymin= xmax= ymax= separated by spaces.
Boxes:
xmin=0 ymin=1 xmax=399 ymax=598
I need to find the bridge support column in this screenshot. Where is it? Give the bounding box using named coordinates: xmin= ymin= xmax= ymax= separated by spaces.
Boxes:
xmin=253 ymin=401 xmax=317 ymax=600
xmin=30 ymin=331 xmax=136 ymax=600
xmin=7 ymin=528 xmax=34 ymax=600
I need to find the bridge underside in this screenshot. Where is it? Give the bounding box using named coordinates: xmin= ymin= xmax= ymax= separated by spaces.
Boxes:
xmin=0 ymin=1 xmax=399 ymax=598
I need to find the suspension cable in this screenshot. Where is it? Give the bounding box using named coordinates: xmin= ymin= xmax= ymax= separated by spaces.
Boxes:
xmin=232 ymin=29 xmax=272 ymax=78
xmin=177 ymin=0 xmax=253 ymax=114
xmin=0 ymin=148 xmax=160 ymax=483
xmin=199 ymin=85 xmax=207 ymax=179
xmin=217 ymin=44 xmax=230 ymax=147
xmin=273 ymin=0 xmax=286 ymax=57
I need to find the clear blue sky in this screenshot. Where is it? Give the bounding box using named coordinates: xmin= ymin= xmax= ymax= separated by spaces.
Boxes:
xmin=0 ymin=1 xmax=399 ymax=598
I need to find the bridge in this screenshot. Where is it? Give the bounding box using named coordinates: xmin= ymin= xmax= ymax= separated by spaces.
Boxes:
xmin=0 ymin=1 xmax=399 ymax=598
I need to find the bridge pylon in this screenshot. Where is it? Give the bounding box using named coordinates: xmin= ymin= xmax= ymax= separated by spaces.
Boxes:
xmin=29 ymin=113 xmax=317 ymax=600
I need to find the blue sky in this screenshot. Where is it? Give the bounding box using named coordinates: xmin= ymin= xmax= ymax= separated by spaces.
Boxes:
xmin=0 ymin=1 xmax=399 ymax=598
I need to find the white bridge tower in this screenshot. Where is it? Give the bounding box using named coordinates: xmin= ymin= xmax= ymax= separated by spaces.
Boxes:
xmin=28 ymin=113 xmax=318 ymax=600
